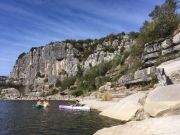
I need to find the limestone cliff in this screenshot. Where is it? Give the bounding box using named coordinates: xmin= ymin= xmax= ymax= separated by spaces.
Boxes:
xmin=10 ymin=42 xmax=80 ymax=85
xmin=8 ymin=34 xmax=134 ymax=97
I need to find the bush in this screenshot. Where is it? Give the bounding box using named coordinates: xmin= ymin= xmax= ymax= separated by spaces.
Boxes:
xmin=76 ymin=62 xmax=112 ymax=93
xmin=51 ymin=88 xmax=59 ymax=95
xmin=76 ymin=64 xmax=83 ymax=78
xmin=61 ymin=76 xmax=76 ymax=90
xmin=56 ymin=76 xmax=76 ymax=91
xmin=129 ymin=32 xmax=140 ymax=39
xmin=75 ymin=49 xmax=131 ymax=95
xmin=103 ymin=46 xmax=115 ymax=53
xmin=71 ymin=90 xmax=83 ymax=97
xmin=18 ymin=52 xmax=26 ymax=59
xmin=55 ymin=79 xmax=61 ymax=87
xmin=95 ymin=76 xmax=111 ymax=89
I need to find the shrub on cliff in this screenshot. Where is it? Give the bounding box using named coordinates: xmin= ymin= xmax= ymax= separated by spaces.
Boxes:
xmin=76 ymin=62 xmax=112 ymax=92
xmin=56 ymin=76 xmax=76 ymax=91
xmin=75 ymin=50 xmax=131 ymax=94
xmin=18 ymin=52 xmax=26 ymax=59
xmin=129 ymin=32 xmax=140 ymax=39
xmin=71 ymin=89 xmax=83 ymax=97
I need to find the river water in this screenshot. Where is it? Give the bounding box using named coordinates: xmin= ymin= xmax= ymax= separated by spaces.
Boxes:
xmin=0 ymin=100 xmax=120 ymax=135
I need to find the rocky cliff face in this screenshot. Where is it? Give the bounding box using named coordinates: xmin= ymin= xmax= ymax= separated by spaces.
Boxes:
xmin=142 ymin=32 xmax=180 ymax=68
xmin=117 ymin=32 xmax=180 ymax=88
xmin=9 ymin=34 xmax=134 ymax=96
xmin=10 ymin=42 xmax=80 ymax=85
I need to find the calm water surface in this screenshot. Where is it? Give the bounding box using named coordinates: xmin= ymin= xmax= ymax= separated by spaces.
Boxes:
xmin=0 ymin=100 xmax=120 ymax=135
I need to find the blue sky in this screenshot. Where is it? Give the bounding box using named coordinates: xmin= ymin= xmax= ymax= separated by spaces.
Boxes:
xmin=0 ymin=0 xmax=165 ymax=76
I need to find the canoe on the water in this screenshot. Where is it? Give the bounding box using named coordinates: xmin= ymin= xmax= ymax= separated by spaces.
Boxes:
xmin=59 ymin=105 xmax=90 ymax=111
xmin=32 ymin=103 xmax=50 ymax=109
xmin=32 ymin=104 xmax=44 ymax=109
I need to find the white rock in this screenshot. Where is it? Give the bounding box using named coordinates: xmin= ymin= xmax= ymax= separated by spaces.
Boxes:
xmin=144 ymin=84 xmax=180 ymax=117
xmin=100 ymin=92 xmax=146 ymax=121
xmin=84 ymin=51 xmax=115 ymax=70
xmin=1 ymin=88 xmax=20 ymax=99
xmin=158 ymin=58 xmax=180 ymax=76
xmin=94 ymin=115 xmax=180 ymax=135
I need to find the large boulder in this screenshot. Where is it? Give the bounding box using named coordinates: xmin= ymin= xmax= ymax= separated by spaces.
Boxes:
xmin=81 ymin=99 xmax=116 ymax=112
xmin=1 ymin=88 xmax=20 ymax=99
xmin=100 ymin=92 xmax=146 ymax=121
xmin=94 ymin=115 xmax=180 ymax=135
xmin=144 ymin=84 xmax=180 ymax=117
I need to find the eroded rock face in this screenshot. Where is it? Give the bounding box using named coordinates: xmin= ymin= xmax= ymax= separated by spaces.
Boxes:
xmin=100 ymin=92 xmax=146 ymax=121
xmin=10 ymin=42 xmax=80 ymax=85
xmin=142 ymin=32 xmax=180 ymax=68
xmin=118 ymin=67 xmax=156 ymax=86
xmin=144 ymin=84 xmax=180 ymax=117
xmin=9 ymin=35 xmax=127 ymax=97
xmin=83 ymin=51 xmax=115 ymax=70
xmin=1 ymin=88 xmax=20 ymax=99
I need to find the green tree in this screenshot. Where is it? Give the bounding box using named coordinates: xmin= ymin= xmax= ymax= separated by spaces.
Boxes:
xmin=139 ymin=0 xmax=180 ymax=44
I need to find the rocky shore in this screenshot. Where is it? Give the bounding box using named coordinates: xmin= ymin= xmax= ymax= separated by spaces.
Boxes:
xmin=81 ymin=83 xmax=180 ymax=135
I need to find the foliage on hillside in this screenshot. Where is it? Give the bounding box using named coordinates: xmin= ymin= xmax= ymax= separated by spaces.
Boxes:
xmin=70 ymin=50 xmax=130 ymax=96
xmin=63 ymin=33 xmax=125 ymax=61
xmin=138 ymin=0 xmax=180 ymax=45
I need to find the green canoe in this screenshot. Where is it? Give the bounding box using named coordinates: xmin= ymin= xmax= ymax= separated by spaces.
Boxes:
xmin=32 ymin=104 xmax=44 ymax=109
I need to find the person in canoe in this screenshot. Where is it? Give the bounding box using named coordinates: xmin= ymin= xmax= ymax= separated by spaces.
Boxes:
xmin=36 ymin=99 xmax=43 ymax=106
xmin=43 ymin=99 xmax=50 ymax=107
xmin=73 ymin=100 xmax=80 ymax=106
xmin=32 ymin=99 xmax=43 ymax=109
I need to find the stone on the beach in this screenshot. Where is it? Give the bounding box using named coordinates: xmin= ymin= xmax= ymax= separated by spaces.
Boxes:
xmin=100 ymin=92 xmax=146 ymax=121
xmin=144 ymin=84 xmax=180 ymax=117
xmin=94 ymin=115 xmax=180 ymax=135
